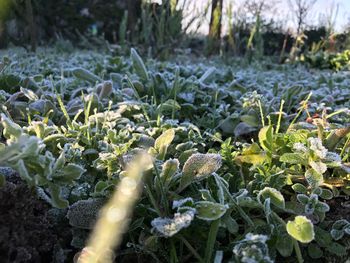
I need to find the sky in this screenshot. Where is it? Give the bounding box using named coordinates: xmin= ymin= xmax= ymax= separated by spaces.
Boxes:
xmin=180 ymin=0 xmax=350 ymax=34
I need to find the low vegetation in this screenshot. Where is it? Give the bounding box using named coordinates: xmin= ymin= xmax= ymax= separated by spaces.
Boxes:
xmin=0 ymin=47 xmax=350 ymax=262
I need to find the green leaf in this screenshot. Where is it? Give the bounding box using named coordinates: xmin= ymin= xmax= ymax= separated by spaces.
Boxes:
xmin=71 ymin=67 xmax=102 ymax=83
xmin=1 ymin=114 xmax=22 ymax=139
xmin=161 ymin=158 xmax=179 ymax=184
xmin=131 ymin=48 xmax=149 ymax=81
xmin=14 ymin=159 xmax=33 ymax=184
xmin=331 ymin=220 xmax=350 ymax=240
xmin=286 ymin=216 xmax=315 ymax=243
xmin=154 ymin=129 xmax=175 ymax=160
xmin=199 ymin=67 xmax=216 ymax=84
xmin=240 ymin=114 xmax=259 ymax=127
xmin=326 ymin=242 xmax=347 ymax=256
xmin=48 ymin=184 xmax=69 ymax=209
xmin=222 ymin=214 xmax=239 ymax=234
xmin=53 ymin=163 xmax=85 ymax=183
xmin=280 ymin=153 xmax=306 ymax=165
xmin=319 ymin=188 xmax=333 ymax=200
xmin=296 ymin=194 xmax=309 ymax=205
xmin=305 ymin=168 xmax=324 ymax=188
xmin=258 ymin=187 xmax=285 ymax=209
xmin=195 ymin=201 xmax=228 ymax=221
xmin=309 ymin=161 xmax=327 ymax=175
xmin=315 ymin=226 xmax=333 ymax=247
xmin=292 ymin=183 xmax=307 ymax=194
xmin=235 ymin=153 xmax=267 ymax=165
xmin=307 ymin=243 xmax=323 ymax=259
xmin=315 ymin=202 xmax=330 ymax=213
xmin=157 ymin=99 xmax=181 ymax=114
xmin=258 ymin=126 xmax=274 ymax=152
xmin=275 ymin=227 xmax=294 ymax=257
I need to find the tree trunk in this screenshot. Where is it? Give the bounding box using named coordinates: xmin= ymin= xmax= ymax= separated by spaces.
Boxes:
xmin=127 ymin=0 xmax=141 ymax=36
xmin=209 ymin=0 xmax=223 ymax=40
xmin=25 ymin=0 xmax=36 ymax=52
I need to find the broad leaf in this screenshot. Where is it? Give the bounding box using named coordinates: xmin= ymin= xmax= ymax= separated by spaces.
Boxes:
xmin=195 ymin=201 xmax=228 ymax=221
xmin=286 ymin=216 xmax=315 ymax=243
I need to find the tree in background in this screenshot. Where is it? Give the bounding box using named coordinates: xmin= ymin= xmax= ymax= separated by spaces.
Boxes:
xmin=243 ymin=0 xmax=276 ymax=61
xmin=206 ymin=0 xmax=223 ymax=55
xmin=288 ymin=0 xmax=318 ymax=35
xmin=288 ymin=0 xmax=318 ymax=60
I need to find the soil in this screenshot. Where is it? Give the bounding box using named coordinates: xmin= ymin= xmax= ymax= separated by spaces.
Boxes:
xmin=0 ymin=168 xmax=74 ymax=263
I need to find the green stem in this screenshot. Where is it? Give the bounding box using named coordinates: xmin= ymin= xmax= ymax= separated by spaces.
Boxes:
xmin=258 ymin=99 xmax=265 ymax=127
xmin=153 ymin=161 xmax=169 ymax=215
xmin=170 ymin=239 xmax=178 ymax=263
xmin=213 ymin=174 xmax=254 ymax=227
xmin=287 ymin=92 xmax=312 ymax=132
xmin=145 ymin=186 xmax=162 ymax=216
xmin=204 ymin=219 xmax=220 ymax=263
xmin=293 ymin=239 xmax=304 ymax=263
xmin=276 ymin=99 xmax=285 ymax=134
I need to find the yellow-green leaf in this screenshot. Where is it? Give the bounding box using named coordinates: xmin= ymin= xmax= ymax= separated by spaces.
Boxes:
xmin=286 ymin=216 xmax=315 ymax=243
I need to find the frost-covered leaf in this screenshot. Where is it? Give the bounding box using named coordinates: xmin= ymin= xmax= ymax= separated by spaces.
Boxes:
xmin=222 ymin=214 xmax=239 ymax=234
xmin=1 ymin=113 xmax=22 ymax=139
xmin=292 ymin=183 xmax=307 ymax=194
xmin=234 ymin=122 xmax=257 ymax=137
xmin=48 ymin=184 xmax=70 ymax=209
xmin=172 ymin=198 xmax=194 ymax=210
xmin=199 ymin=67 xmax=216 ymax=84
xmin=319 ymin=188 xmax=333 ymax=200
xmin=233 ymin=233 xmax=273 ymax=263
xmin=331 ymin=220 xmax=350 ymax=240
xmin=280 ymin=153 xmax=306 ymax=165
xmin=297 ymin=194 xmax=309 ymax=205
xmin=180 ymin=153 xmax=222 ymax=189
xmin=67 ymin=198 xmax=105 ymax=229
xmin=305 ymin=168 xmax=324 ymax=188
xmin=151 ymin=210 xmax=195 ymax=237
xmin=293 ymin=142 xmax=308 ymax=153
xmin=131 ymin=48 xmax=149 ymax=81
xmin=258 ymin=187 xmax=285 ymax=209
xmin=53 ymin=163 xmax=85 ymax=183
xmin=154 ymin=129 xmax=175 ymax=159
xmin=286 ymin=216 xmax=315 ymax=243
xmin=309 ymin=161 xmax=327 ymax=175
xmin=71 ymin=67 xmax=102 ymax=83
xmin=161 ymin=158 xmax=179 ymax=183
xmin=308 ymin=137 xmax=327 ymax=159
xmin=195 ymin=201 xmax=228 ymax=221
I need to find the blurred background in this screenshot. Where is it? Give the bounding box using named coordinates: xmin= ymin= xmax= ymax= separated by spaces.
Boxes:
xmin=0 ymin=0 xmax=349 ymax=61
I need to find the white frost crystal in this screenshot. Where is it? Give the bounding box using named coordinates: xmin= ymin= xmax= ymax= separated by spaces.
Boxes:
xmin=308 ymin=137 xmax=328 ymax=159
xmin=293 ymin=142 xmax=308 ymax=153
xmin=151 ymin=210 xmax=195 ymax=237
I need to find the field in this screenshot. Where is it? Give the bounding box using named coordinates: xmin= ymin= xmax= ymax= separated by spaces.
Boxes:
xmin=1 ymin=47 xmax=350 ymax=263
